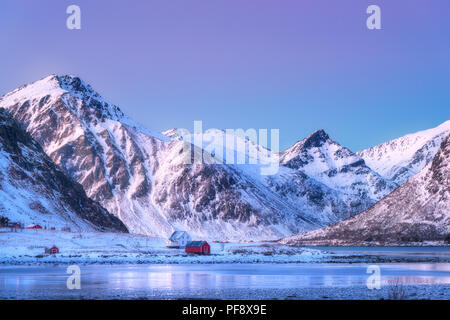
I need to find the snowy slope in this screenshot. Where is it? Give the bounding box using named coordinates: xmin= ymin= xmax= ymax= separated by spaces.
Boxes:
xmin=0 ymin=108 xmax=127 ymax=232
xmin=282 ymin=134 xmax=450 ymax=245
xmin=357 ymin=121 xmax=450 ymax=185
xmin=0 ymin=75 xmax=394 ymax=240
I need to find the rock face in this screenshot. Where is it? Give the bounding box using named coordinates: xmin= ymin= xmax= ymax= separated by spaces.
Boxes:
xmin=0 ymin=108 xmax=127 ymax=232
xmin=281 ymin=134 xmax=450 ymax=245
xmin=0 ymin=75 xmax=398 ymax=240
xmin=357 ymin=121 xmax=450 ymax=185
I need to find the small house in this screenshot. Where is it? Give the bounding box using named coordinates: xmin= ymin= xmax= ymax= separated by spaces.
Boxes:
xmin=26 ymin=224 xmax=43 ymax=230
xmin=185 ymin=241 xmax=210 ymax=255
xmin=45 ymin=245 xmax=59 ymax=255
xmin=50 ymin=245 xmax=59 ymax=254
xmin=167 ymin=231 xmax=191 ymax=248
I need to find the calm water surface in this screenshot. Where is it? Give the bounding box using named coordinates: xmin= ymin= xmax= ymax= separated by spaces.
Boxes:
xmin=1 ymin=263 xmax=449 ymax=298
xmin=1 ymin=247 xmax=449 ymax=299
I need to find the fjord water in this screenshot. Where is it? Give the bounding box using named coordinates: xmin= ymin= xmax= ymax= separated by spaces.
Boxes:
xmin=1 ymin=247 xmax=450 ymax=299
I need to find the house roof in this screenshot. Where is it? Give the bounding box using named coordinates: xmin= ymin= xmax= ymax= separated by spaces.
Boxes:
xmin=169 ymin=231 xmax=189 ymax=241
xmin=186 ymin=241 xmax=208 ymax=247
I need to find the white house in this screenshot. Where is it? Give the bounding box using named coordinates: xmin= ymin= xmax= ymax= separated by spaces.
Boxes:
xmin=167 ymin=231 xmax=191 ymax=248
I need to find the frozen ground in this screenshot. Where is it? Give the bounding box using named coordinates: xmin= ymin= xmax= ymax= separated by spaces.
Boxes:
xmin=0 ymin=229 xmax=325 ymax=264
xmin=1 ymin=285 xmax=449 ymax=300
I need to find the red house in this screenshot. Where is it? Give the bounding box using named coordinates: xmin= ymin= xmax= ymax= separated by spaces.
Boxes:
xmin=26 ymin=224 xmax=43 ymax=230
xmin=50 ymin=246 xmax=59 ymax=254
xmin=185 ymin=241 xmax=210 ymax=255
xmin=45 ymin=245 xmax=59 ymax=254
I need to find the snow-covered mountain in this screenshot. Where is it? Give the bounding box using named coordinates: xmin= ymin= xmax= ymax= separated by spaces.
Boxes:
xmin=0 ymin=108 xmax=127 ymax=232
xmin=280 ymin=129 xmax=397 ymax=202
xmin=282 ymin=133 xmax=450 ymax=245
xmin=1 ymin=75 xmax=179 ymax=236
xmin=357 ymin=121 xmax=450 ymax=185
xmin=0 ymin=75 xmax=396 ymax=240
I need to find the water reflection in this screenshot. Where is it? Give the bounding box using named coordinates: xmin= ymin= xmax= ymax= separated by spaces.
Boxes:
xmin=0 ymin=263 xmax=449 ymax=296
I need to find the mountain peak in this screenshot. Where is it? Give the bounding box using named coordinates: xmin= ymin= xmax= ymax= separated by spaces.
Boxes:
xmin=1 ymin=74 xmax=93 ymax=101
xmin=55 ymin=75 xmax=99 ymax=98
xmin=280 ymin=129 xmax=332 ymax=159
xmin=0 ymin=74 xmax=126 ymax=122
xmin=301 ymin=129 xmax=330 ymax=149
xmin=3 ymin=74 xmax=101 ymax=99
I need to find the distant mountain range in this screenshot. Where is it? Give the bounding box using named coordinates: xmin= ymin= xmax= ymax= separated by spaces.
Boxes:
xmin=0 ymin=75 xmax=448 ymax=242
xmin=281 ymin=133 xmax=450 ymax=245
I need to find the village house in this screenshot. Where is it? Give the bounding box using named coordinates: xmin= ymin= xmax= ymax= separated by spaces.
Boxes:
xmin=185 ymin=241 xmax=211 ymax=255
xmin=167 ymin=231 xmax=191 ymax=248
xmin=45 ymin=245 xmax=59 ymax=255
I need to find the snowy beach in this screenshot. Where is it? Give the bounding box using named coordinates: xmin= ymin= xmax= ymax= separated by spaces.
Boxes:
xmin=1 ymin=230 xmax=449 ymax=265
xmin=0 ymin=229 xmax=325 ymax=265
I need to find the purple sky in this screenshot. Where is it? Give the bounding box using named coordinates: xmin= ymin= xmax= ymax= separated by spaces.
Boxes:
xmin=1 ymin=0 xmax=449 ymax=151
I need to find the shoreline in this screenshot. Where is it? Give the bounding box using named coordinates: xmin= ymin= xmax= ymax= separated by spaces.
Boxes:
xmin=2 ymin=254 xmax=449 ymax=266
xmin=1 ymin=230 xmax=449 ymax=266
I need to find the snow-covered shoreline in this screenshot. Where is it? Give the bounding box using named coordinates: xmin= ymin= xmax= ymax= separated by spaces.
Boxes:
xmin=0 ymin=230 xmax=325 ymax=265
xmin=2 ymin=230 xmax=449 ymax=265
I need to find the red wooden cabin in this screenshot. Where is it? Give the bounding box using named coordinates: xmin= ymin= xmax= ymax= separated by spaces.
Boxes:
xmin=45 ymin=245 xmax=59 ymax=254
xmin=185 ymin=241 xmax=210 ymax=255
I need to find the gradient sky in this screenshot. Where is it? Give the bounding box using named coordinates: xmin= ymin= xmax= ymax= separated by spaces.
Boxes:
xmin=0 ymin=0 xmax=449 ymax=151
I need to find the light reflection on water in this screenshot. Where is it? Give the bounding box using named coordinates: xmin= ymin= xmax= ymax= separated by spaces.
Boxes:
xmin=1 ymin=263 xmax=450 ymax=294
